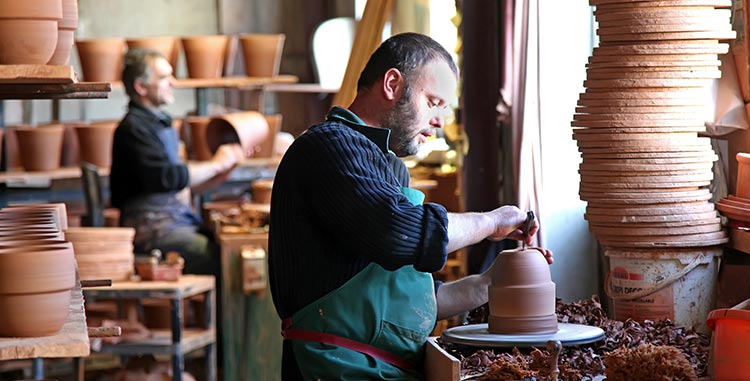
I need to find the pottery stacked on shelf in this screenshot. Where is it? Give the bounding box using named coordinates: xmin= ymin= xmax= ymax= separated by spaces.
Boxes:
xmin=73 ymin=120 xmax=119 ymax=169
xmin=181 ymin=35 xmax=229 ymax=79
xmin=488 ymin=248 xmax=557 ymax=334
xmin=64 ymin=227 xmax=136 ymax=282
xmin=0 ymin=203 xmax=75 ymax=337
xmin=0 ymin=0 xmax=63 ymax=64
xmin=239 ymin=33 xmax=286 ymax=77
xmin=126 ymin=36 xmax=181 ymax=73
xmin=574 ymin=0 xmax=734 ymax=325
xmin=716 ymin=153 xmax=750 ymax=252
xmin=205 ymin=111 xmax=270 ymax=157
xmin=14 ymin=124 xmax=65 ymax=171
xmin=48 ymin=0 xmax=78 ymax=65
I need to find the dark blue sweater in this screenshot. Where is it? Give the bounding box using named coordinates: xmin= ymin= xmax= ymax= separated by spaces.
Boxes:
xmin=268 ymin=107 xmax=449 ymax=378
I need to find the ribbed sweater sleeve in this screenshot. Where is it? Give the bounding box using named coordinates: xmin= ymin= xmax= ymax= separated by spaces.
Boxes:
xmin=269 ymin=122 xmax=449 ymax=318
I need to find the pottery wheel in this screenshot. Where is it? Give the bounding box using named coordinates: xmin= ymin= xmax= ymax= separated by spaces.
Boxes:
xmin=441 ymin=323 xmax=605 ymax=348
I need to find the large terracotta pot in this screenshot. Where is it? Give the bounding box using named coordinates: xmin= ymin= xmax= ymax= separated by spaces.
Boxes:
xmin=126 ymin=36 xmax=181 ymax=71
xmin=0 ymin=289 xmax=72 ymax=337
xmin=75 ymin=38 xmax=126 ymax=82
xmin=15 ymin=126 xmax=65 ymax=171
xmin=205 ymin=111 xmax=269 ymax=158
xmin=74 ymin=120 xmax=118 ymax=169
xmin=185 ymin=116 xmax=212 ymax=161
xmin=0 ymin=242 xmax=74 ymax=294
xmin=239 ymin=33 xmax=286 ymax=77
xmin=255 ymin=114 xmax=282 ymax=158
xmin=181 ymin=35 xmax=229 ymax=79
xmin=0 ymin=0 xmax=62 ymax=64
xmin=47 ymin=0 xmax=78 ymax=65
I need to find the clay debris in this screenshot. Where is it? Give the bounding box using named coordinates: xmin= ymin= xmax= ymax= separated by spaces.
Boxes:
xmin=447 ymin=295 xmax=710 ymax=380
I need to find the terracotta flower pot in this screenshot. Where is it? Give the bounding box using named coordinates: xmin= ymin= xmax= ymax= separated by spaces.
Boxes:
xmin=181 ymin=35 xmax=229 ymax=79
xmin=74 ymin=120 xmax=118 ymax=169
xmin=737 ymin=153 xmax=750 ymax=198
xmin=205 ymin=111 xmax=269 ymax=157
xmin=255 ymin=114 xmax=282 ymax=158
xmin=3 ymin=125 xmax=25 ymax=171
xmin=75 ymin=38 xmax=126 ymax=82
xmin=47 ymin=0 xmax=78 ymax=65
xmin=185 ymin=116 xmax=213 ymax=161
xmin=15 ymin=126 xmax=65 ymax=171
xmin=239 ymin=33 xmax=286 ymax=77
xmin=126 ymin=36 xmax=181 ymax=71
xmin=0 ymin=289 xmax=72 ymax=337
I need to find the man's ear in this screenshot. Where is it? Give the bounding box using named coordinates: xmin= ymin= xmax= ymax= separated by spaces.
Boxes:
xmin=133 ymin=79 xmax=148 ymax=97
xmin=382 ymin=68 xmax=404 ymax=101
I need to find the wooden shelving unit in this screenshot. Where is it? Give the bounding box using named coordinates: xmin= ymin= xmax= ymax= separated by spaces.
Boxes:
xmin=0 ymin=64 xmax=111 ymax=100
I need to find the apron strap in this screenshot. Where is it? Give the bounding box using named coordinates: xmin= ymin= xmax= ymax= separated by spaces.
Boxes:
xmin=282 ymin=318 xmax=414 ymax=370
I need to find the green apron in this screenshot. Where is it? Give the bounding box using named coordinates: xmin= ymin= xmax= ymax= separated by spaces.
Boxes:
xmin=283 ymin=187 xmax=437 ymax=380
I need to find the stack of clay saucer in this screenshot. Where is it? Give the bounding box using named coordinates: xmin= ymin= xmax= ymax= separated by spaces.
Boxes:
xmin=64 ymin=227 xmax=136 ymax=281
xmin=574 ymin=0 xmax=735 ymax=248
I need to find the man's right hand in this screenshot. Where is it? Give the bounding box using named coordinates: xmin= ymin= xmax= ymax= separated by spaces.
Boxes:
xmin=211 ymin=143 xmax=245 ymax=173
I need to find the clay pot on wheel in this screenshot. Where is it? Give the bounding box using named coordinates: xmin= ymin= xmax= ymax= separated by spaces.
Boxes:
xmin=487 ymin=247 xmax=557 ymax=334
xmin=205 ymin=111 xmax=269 ymax=158
xmin=239 ymin=33 xmax=286 ymax=77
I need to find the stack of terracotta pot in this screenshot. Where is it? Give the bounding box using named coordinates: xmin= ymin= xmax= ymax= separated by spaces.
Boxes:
xmin=64 ymin=227 xmax=135 ymax=282
xmin=575 ymin=0 xmax=734 ymax=248
xmin=0 ymin=203 xmax=74 ymax=337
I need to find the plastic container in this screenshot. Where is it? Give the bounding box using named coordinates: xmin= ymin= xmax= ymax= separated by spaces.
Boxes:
xmin=707 ymin=309 xmax=750 ymax=380
xmin=605 ymin=246 xmax=721 ymax=333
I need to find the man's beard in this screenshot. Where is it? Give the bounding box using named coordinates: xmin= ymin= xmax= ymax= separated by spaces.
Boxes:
xmin=381 ymin=86 xmax=420 ymax=157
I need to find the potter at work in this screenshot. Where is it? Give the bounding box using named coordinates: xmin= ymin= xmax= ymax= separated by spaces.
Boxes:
xmin=268 ymin=32 xmax=553 ymax=380
xmin=109 ymin=48 xmax=246 ymax=276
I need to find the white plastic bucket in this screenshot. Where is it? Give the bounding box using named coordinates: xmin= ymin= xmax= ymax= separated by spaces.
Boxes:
xmin=604 ymin=246 xmax=721 ymax=333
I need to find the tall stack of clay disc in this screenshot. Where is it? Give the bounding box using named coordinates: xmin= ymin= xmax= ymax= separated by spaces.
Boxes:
xmin=575 ymin=0 xmax=734 ymax=328
xmin=488 ymin=248 xmax=557 ymax=334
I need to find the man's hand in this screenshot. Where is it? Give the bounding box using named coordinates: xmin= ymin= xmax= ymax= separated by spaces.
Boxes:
xmin=210 ymin=143 xmax=245 ymax=173
xmin=485 ymin=205 xmax=539 ymax=245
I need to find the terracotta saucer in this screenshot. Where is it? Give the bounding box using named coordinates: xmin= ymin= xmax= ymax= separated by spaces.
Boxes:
xmin=590 ymin=0 xmax=731 ymax=7
xmin=588 ymin=53 xmax=719 ymax=64
xmin=573 ymin=131 xmax=700 ymax=140
xmin=575 ymin=104 xmax=710 ymax=114
xmin=581 ymin=191 xmax=711 ymax=204
xmin=576 ymin=137 xmax=710 ymax=147
xmin=596 ymin=232 xmax=728 ymax=248
xmin=578 ymin=143 xmax=712 ymax=154
xmin=586 ymin=201 xmax=715 ymax=215
xmin=578 ymin=88 xmax=709 ymax=98
xmin=585 ymin=68 xmax=722 ymax=79
xmin=590 ymin=222 xmax=721 ymax=236
xmin=596 ymin=16 xmax=729 ymax=28
xmin=580 ymin=150 xmax=715 ymax=158
xmin=584 ymin=210 xmax=718 ymax=223
xmin=585 ymin=60 xmax=721 ymax=70
xmin=599 ymin=30 xmax=736 ymax=43
xmin=588 ymin=217 xmax=721 ymax=228
xmin=582 ymin=154 xmax=717 ymax=164
xmin=591 ymin=43 xmax=728 ymax=55
xmin=579 ymin=174 xmax=713 ymax=185
xmin=579 ymin=161 xmax=713 ymax=172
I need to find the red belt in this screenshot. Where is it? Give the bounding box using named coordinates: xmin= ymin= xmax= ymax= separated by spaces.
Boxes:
xmin=282 ymin=318 xmax=414 ymax=370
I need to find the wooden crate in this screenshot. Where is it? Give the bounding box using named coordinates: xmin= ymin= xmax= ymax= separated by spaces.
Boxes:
xmin=425 ymin=337 xmax=460 ymax=381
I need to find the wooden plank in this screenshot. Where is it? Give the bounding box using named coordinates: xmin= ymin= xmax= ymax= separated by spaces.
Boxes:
xmin=424 ymin=337 xmax=459 ymax=381
xmin=332 ymin=0 xmax=394 ymax=107
xmin=0 ymin=276 xmax=90 ymax=360
xmin=84 ymin=275 xmax=215 ymax=299
xmin=0 ymin=81 xmax=111 ymax=100
xmin=174 ymin=75 xmax=298 ymax=89
xmin=0 ymin=65 xmax=77 ymax=84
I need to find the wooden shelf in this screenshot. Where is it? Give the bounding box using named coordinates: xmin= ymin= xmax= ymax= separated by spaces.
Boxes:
xmin=0 ymin=81 xmax=111 ymax=100
xmin=84 ymin=274 xmax=215 ymax=299
xmin=97 ymin=328 xmax=216 ymax=356
xmin=0 ymin=166 xmax=109 ymax=186
xmin=0 ymin=277 xmax=90 ymax=360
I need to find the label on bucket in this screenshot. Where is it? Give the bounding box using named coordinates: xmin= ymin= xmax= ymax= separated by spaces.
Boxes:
xmin=609 ymin=266 xmax=675 ymax=322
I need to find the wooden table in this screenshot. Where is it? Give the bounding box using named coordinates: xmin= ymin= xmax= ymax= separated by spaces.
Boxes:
xmin=83 ymin=275 xmax=217 ymax=381
xmin=0 ymin=277 xmax=90 ymax=379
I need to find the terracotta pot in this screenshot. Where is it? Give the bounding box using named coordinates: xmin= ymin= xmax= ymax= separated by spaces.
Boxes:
xmin=239 ymin=34 xmax=285 ymax=77
xmin=0 ymin=0 xmax=63 ymax=19
xmin=75 ymin=38 xmax=126 ymax=82
xmin=126 ymin=36 xmax=180 ymax=71
xmin=251 ymin=179 xmax=273 ymax=204
xmin=0 ymin=289 xmax=72 ymax=337
xmin=0 ymin=19 xmax=59 ymax=64
xmin=55 ymin=121 xmax=82 ymax=167
xmin=3 ymin=202 xmax=68 ymax=230
xmin=255 ymin=114 xmax=282 ymax=158
xmin=223 ymin=35 xmax=238 ymax=76
xmin=74 ymin=121 xmax=118 ymax=169
xmin=15 ymin=126 xmax=64 ymax=171
xmin=47 ymin=0 xmax=78 ymax=65
xmin=185 ymin=116 xmax=213 ymax=161
xmin=181 ymin=35 xmax=229 ymax=79
xmin=205 ymin=111 xmax=269 ymax=157
xmin=3 ymin=125 xmax=24 ymax=171
xmin=64 ymin=227 xmax=135 ymax=242
xmin=737 ymin=153 xmax=750 ymax=198
xmin=0 ymin=241 xmax=74 ymax=294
